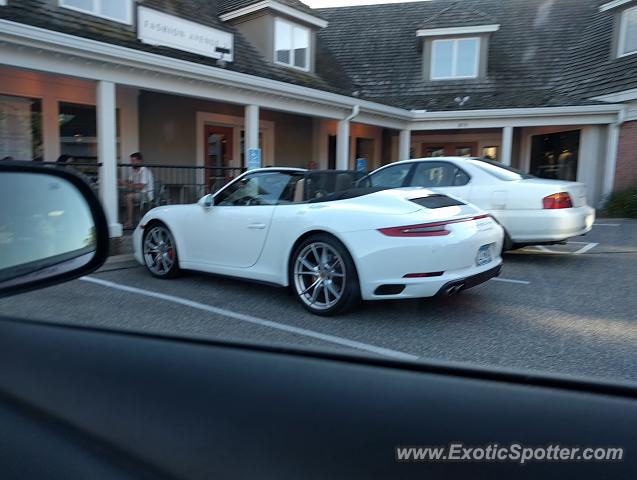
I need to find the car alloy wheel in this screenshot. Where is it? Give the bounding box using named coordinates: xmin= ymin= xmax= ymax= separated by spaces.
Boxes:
xmin=294 ymin=241 xmax=346 ymax=312
xmin=143 ymin=224 xmax=179 ymax=278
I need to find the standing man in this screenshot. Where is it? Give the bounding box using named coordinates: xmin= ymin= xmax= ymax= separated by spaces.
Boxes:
xmin=119 ymin=152 xmax=154 ymax=229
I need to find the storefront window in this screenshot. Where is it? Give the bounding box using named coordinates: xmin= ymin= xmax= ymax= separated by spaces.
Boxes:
xmin=482 ymin=146 xmax=499 ymax=161
xmin=530 ymin=130 xmax=580 ymax=181
xmin=59 ymin=102 xmax=120 ymax=162
xmin=0 ymin=95 xmax=43 ymax=161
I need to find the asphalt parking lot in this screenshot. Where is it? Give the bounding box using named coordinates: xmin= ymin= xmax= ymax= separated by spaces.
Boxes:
xmin=1 ymin=219 xmax=636 ymax=384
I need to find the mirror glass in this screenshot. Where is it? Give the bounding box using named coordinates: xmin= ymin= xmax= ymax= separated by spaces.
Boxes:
xmin=0 ymin=172 xmax=97 ymax=289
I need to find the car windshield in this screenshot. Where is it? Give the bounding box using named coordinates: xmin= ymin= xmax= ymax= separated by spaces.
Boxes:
xmin=1 ymin=0 xmax=637 ymax=409
xmin=468 ymin=158 xmax=536 ymax=181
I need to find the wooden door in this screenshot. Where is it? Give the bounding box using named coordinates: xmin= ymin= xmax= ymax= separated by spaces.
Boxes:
xmin=204 ymin=125 xmax=234 ymax=188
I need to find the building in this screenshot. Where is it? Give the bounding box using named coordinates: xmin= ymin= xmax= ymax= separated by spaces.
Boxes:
xmin=0 ymin=0 xmax=635 ymax=237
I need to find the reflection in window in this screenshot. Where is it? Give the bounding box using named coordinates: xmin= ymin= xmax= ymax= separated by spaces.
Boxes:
xmin=0 ymin=95 xmax=42 ymax=162
xmin=59 ymin=102 xmax=120 ymax=163
xmin=59 ymin=0 xmax=132 ymax=24
xmin=620 ymin=6 xmax=637 ymax=56
xmin=431 ymin=38 xmax=480 ymax=80
xmin=530 ymin=130 xmax=580 ymax=182
xmin=369 ymin=164 xmax=412 ymax=188
xmin=275 ymin=18 xmax=310 ymax=70
xmin=409 ymin=162 xmax=470 ymax=188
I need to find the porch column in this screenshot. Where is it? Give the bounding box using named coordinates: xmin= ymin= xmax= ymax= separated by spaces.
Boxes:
xmin=501 ymin=126 xmax=513 ymax=166
xmin=602 ymin=122 xmax=620 ymax=197
xmin=97 ymin=80 xmax=121 ymax=237
xmin=245 ymin=105 xmax=260 ymax=169
xmin=42 ymin=96 xmax=60 ymax=162
xmin=336 ymin=119 xmax=350 ymax=170
xmin=399 ymin=129 xmax=411 ymax=160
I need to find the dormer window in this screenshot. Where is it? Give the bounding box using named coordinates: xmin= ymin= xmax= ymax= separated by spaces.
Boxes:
xmin=618 ymin=5 xmax=637 ymax=56
xmin=431 ymin=37 xmax=480 ymax=80
xmin=59 ymin=0 xmax=132 ymax=24
xmin=274 ymin=18 xmax=310 ymax=71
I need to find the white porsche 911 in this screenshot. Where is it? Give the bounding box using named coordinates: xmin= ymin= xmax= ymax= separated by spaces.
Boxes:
xmin=133 ymin=168 xmax=503 ymax=315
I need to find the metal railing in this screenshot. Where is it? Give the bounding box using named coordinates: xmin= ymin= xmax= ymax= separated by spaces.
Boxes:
xmin=117 ymin=164 xmax=246 ymax=206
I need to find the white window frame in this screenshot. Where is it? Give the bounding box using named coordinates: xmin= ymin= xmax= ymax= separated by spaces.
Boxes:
xmin=430 ymin=37 xmax=481 ymax=81
xmin=59 ymin=0 xmax=133 ymax=25
xmin=274 ymin=17 xmax=311 ymax=72
xmin=618 ymin=5 xmax=637 ymax=57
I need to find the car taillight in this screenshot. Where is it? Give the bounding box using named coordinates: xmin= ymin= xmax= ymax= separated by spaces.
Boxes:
xmin=378 ymin=214 xmax=489 ymax=237
xmin=543 ymin=193 xmax=572 ymax=209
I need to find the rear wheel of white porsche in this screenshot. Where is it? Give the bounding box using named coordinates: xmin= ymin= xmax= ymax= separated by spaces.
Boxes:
xmin=290 ymin=234 xmax=360 ymax=316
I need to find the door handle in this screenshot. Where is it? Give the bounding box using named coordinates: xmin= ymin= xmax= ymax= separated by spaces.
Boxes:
xmin=248 ymin=223 xmax=267 ymax=230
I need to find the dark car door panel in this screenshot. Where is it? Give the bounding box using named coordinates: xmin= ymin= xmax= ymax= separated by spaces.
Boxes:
xmin=0 ymin=318 xmax=635 ymax=479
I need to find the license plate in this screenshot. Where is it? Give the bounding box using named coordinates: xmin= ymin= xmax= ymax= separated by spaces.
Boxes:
xmin=476 ymin=244 xmax=493 ymax=267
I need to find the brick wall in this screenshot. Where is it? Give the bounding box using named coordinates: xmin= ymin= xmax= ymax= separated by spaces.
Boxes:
xmin=615 ymin=121 xmax=637 ymax=191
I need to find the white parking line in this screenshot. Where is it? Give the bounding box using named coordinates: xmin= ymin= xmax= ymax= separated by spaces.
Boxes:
xmin=573 ymin=242 xmax=599 ymax=255
xmin=491 ymin=277 xmax=531 ymax=285
xmin=594 ymin=223 xmax=621 ymax=227
xmin=80 ymin=276 xmax=419 ymax=361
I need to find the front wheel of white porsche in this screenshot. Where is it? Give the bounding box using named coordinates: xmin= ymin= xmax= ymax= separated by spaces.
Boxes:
xmin=143 ymin=223 xmax=181 ymax=279
xmin=291 ymin=234 xmax=360 ymax=316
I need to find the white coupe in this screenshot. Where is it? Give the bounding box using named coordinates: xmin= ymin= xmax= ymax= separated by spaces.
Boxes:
xmin=134 ymin=168 xmax=504 ymax=315
xmin=365 ymin=157 xmax=595 ymax=250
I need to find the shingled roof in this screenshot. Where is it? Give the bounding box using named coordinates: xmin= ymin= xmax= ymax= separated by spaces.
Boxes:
xmin=1 ymin=0 xmax=635 ymax=112
xmin=555 ymin=0 xmax=637 ymax=100
xmin=0 ymin=0 xmax=345 ymax=95
xmin=317 ymin=0 xmax=613 ymax=111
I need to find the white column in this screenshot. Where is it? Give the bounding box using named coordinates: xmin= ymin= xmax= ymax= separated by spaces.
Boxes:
xmin=97 ymin=81 xmax=121 ymax=237
xmin=399 ymin=129 xmax=411 ymax=160
xmin=501 ymin=126 xmax=513 ymax=166
xmin=602 ymin=122 xmax=620 ymax=197
xmin=42 ymin=96 xmax=60 ymax=162
xmin=245 ymin=104 xmax=260 ymax=168
xmin=336 ymin=119 xmax=350 ymax=170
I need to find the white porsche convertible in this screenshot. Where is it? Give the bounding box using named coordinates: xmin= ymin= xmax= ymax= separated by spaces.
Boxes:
xmin=365 ymin=157 xmax=596 ymax=251
xmin=134 ymin=169 xmax=503 ymax=315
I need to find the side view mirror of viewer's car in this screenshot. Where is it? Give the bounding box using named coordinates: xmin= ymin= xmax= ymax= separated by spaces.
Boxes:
xmin=0 ymin=162 xmax=109 ymax=298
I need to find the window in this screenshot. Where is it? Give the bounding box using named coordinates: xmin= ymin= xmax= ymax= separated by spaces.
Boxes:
xmin=59 ymin=0 xmax=132 ymax=24
xmin=431 ymin=38 xmax=480 ymax=80
xmin=529 ymin=130 xmax=580 ymax=181
xmin=215 ymin=171 xmax=301 ymax=206
xmin=0 ymin=95 xmax=42 ymax=161
xmin=368 ymin=163 xmax=412 ymax=189
xmin=619 ymin=6 xmax=637 ymax=56
xmin=275 ymin=18 xmax=310 ymax=71
xmin=409 ymin=162 xmax=470 ymax=188
xmin=482 ymin=146 xmax=499 ymax=161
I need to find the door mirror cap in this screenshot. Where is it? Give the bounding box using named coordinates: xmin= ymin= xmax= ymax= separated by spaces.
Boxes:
xmin=198 ymin=194 xmax=214 ymax=208
xmin=0 ymin=162 xmax=109 ymax=298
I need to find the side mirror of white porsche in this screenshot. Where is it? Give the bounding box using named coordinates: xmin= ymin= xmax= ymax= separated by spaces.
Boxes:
xmin=198 ymin=194 xmax=214 ymax=209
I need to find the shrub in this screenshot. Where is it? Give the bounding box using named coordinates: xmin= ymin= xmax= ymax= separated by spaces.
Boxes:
xmin=602 ymin=184 xmax=637 ymax=218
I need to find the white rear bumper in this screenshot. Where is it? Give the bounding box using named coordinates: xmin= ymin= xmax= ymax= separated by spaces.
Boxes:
xmin=495 ymin=206 xmax=595 ymax=243
xmin=342 ymin=218 xmax=504 ymax=300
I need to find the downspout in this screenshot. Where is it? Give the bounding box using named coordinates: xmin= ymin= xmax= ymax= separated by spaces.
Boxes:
xmin=602 ymin=105 xmax=627 ymax=202
xmin=336 ymin=105 xmax=360 ymax=170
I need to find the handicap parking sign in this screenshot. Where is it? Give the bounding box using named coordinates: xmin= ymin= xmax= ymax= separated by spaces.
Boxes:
xmin=356 ymin=158 xmax=367 ymax=172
